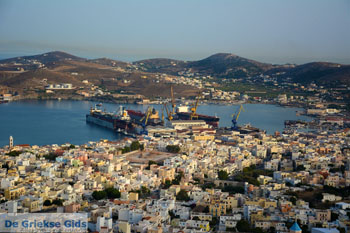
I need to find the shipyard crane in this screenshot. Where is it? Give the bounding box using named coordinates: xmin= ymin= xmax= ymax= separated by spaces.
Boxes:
xmin=161 ymin=104 xmax=165 ymax=126
xmin=231 ymin=104 xmax=244 ymax=130
xmin=162 ymin=86 xmax=176 ymax=122
xmin=170 ymin=85 xmax=176 ymax=116
xmin=190 ymin=91 xmax=201 ymax=120
xmin=140 ymin=107 xmax=152 ymax=135
xmin=163 ymin=103 xmax=173 ymax=121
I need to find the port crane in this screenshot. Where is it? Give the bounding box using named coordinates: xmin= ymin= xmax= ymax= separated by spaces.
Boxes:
xmin=163 ymin=85 xmax=176 ymax=122
xmin=170 ymin=85 xmax=176 ymax=117
xmin=161 ymin=104 xmax=165 ymax=126
xmin=231 ymin=104 xmax=244 ymax=130
xmin=190 ymin=91 xmax=201 ymax=120
xmin=140 ymin=107 xmax=153 ymax=135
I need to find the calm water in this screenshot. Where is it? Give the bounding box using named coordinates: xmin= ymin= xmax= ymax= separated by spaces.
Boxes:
xmin=0 ymin=100 xmax=312 ymax=147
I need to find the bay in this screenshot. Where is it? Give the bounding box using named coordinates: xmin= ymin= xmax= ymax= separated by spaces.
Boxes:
xmin=0 ymin=100 xmax=312 ymax=147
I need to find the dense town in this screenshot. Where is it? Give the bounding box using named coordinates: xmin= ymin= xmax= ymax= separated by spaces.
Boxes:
xmin=1 ymin=107 xmax=350 ymax=233
xmin=1 ymin=54 xmax=350 ymax=233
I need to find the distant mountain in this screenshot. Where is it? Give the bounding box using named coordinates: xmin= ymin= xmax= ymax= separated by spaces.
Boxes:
xmin=0 ymin=69 xmax=82 ymax=88
xmin=0 ymin=51 xmax=85 ymax=65
xmin=89 ymin=58 xmax=130 ymax=69
xmin=187 ymin=53 xmax=274 ymax=78
xmin=0 ymin=51 xmax=200 ymax=98
xmin=1 ymin=51 xmax=349 ymax=86
xmin=133 ymin=58 xmax=186 ymax=75
xmin=282 ymin=62 xmax=350 ymax=85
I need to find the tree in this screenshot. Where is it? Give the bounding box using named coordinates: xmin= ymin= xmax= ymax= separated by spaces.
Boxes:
xmin=140 ymin=143 xmax=144 ymax=151
xmin=121 ymin=146 xmax=131 ymax=153
xmin=218 ymin=170 xmax=229 ymax=180
xmin=52 ymin=199 xmax=64 ymax=206
xmin=290 ymin=196 xmax=297 ymax=205
xmin=176 ymin=189 xmax=190 ymax=201
xmin=43 ymin=200 xmax=52 ymax=206
xmin=252 ymin=227 xmax=265 ymax=233
xmin=141 ymin=186 xmax=150 ymax=195
xmin=130 ymin=141 xmax=141 ymax=151
xmin=331 ymin=212 xmax=339 ymax=222
xmin=44 ymin=153 xmax=58 ymax=161
xmin=146 ymin=160 xmax=157 ymax=170
xmin=2 ymin=163 xmax=9 ymax=170
xmin=105 ymin=187 xmax=120 ymax=199
xmin=163 ymin=180 xmax=172 ymax=189
xmin=69 ymin=144 xmax=75 ymax=149
xmin=209 ymin=217 xmax=218 ymax=228
xmin=168 ymin=210 xmax=176 ymax=220
xmin=237 ymin=219 xmax=251 ymax=232
xmin=92 ymin=190 xmax=107 ymax=200
xmin=295 ymin=165 xmax=305 ymax=171
xmin=6 ymin=151 xmax=21 ymax=157
xmin=166 ymin=145 xmax=180 ymax=153
xmin=221 ymin=185 xmax=245 ymax=194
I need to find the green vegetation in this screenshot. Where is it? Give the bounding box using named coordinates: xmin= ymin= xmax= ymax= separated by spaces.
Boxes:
xmin=6 ymin=151 xmax=21 ymax=157
xmin=209 ymin=217 xmax=218 ymax=228
xmin=295 ymin=165 xmax=305 ymax=171
xmin=43 ymin=153 xmax=58 ymax=161
xmin=133 ymin=186 xmax=151 ymax=198
xmin=92 ymin=187 xmax=121 ymax=200
xmin=121 ymin=146 xmax=131 ymax=153
xmin=234 ymin=165 xmax=273 ymax=186
xmin=172 ymin=171 xmax=184 ymax=185
xmin=121 ymin=140 xmax=144 ymax=154
xmin=52 ymin=199 xmax=64 ymax=206
xmin=146 ymin=160 xmax=157 ymax=170
xmin=221 ymin=185 xmax=245 ymax=194
xmin=176 ymin=189 xmax=190 ymax=201
xmin=163 ymin=180 xmax=172 ymax=189
xmin=130 ymin=141 xmax=141 ymax=151
xmin=105 ymin=187 xmax=121 ymax=199
xmin=43 ymin=200 xmax=52 ymax=206
xmin=329 ymin=165 xmax=345 ymax=173
xmin=166 ymin=145 xmax=180 ymax=153
xmin=218 ymin=170 xmax=229 ymax=180
xmin=92 ymin=190 xmax=107 ymax=200
xmin=236 ymin=219 xmax=251 ymax=232
xmin=201 ymin=182 xmax=216 ymax=190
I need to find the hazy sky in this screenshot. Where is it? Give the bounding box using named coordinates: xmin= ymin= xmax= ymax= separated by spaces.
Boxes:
xmin=0 ymin=0 xmax=350 ymax=64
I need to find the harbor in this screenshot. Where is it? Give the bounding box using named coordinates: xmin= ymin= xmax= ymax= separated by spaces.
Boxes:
xmin=0 ymin=100 xmax=313 ymax=146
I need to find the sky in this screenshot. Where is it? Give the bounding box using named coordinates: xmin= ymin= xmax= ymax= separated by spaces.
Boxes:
xmin=0 ymin=0 xmax=350 ymax=64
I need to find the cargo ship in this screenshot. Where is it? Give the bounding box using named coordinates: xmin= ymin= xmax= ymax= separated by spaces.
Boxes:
xmin=175 ymin=106 xmax=220 ymax=128
xmin=86 ymin=106 xmax=143 ymax=135
xmin=127 ymin=107 xmax=162 ymax=126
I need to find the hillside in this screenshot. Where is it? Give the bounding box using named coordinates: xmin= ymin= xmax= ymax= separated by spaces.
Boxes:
xmin=0 ymin=51 xmax=199 ymax=98
xmin=187 ymin=53 xmax=274 ymax=78
xmin=133 ymin=58 xmax=186 ymax=75
xmin=0 ymin=51 xmax=85 ymax=66
xmin=281 ymin=62 xmax=350 ymax=85
xmin=89 ymin=58 xmax=130 ymax=69
xmin=0 ymin=51 xmax=349 ymax=96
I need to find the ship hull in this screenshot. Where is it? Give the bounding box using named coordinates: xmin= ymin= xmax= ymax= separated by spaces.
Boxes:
xmin=126 ymin=110 xmax=162 ymax=126
xmin=176 ymin=112 xmax=219 ymax=128
xmin=86 ymin=114 xmax=141 ymax=135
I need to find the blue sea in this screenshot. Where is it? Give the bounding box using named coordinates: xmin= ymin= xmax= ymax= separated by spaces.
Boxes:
xmin=0 ymin=100 xmax=312 ymax=147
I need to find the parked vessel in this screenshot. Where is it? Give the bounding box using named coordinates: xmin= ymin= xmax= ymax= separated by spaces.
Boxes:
xmin=86 ymin=106 xmax=143 ymax=135
xmin=175 ymin=106 xmax=220 ymax=128
xmin=127 ymin=108 xmax=162 ymax=126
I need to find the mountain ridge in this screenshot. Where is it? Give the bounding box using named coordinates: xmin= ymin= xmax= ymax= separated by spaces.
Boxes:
xmin=1 ymin=51 xmax=349 ymax=85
